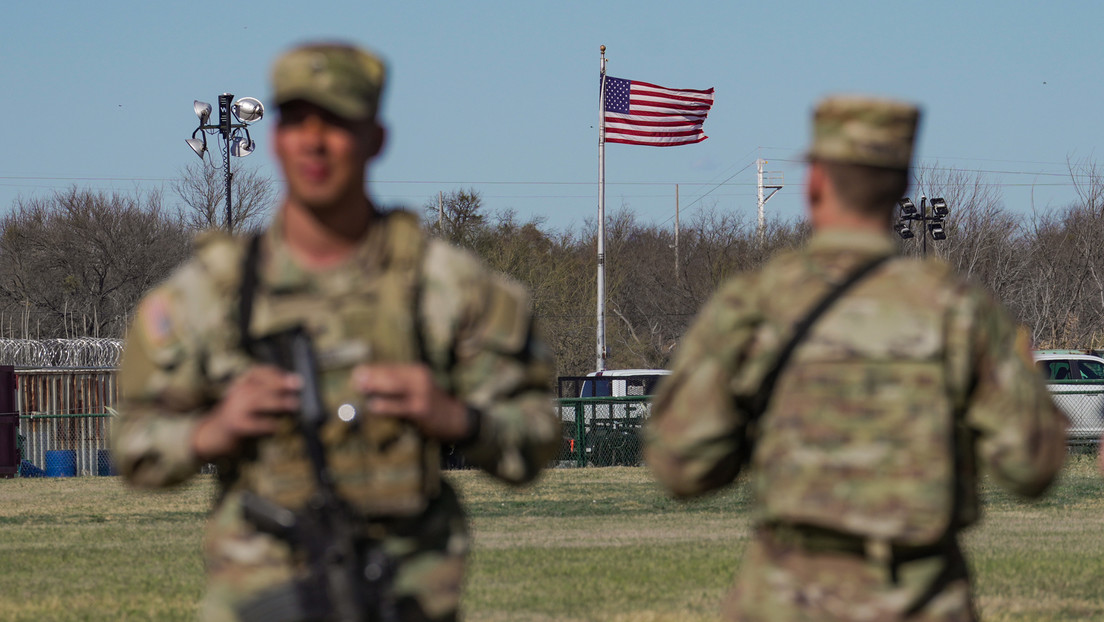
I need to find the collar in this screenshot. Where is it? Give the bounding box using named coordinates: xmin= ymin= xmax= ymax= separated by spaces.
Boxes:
xmin=805 ymin=228 xmax=898 ymax=256
xmin=259 ymin=209 xmax=389 ymax=292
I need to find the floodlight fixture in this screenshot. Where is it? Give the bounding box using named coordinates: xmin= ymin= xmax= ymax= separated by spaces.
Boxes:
xmin=229 ymin=134 xmax=255 ymax=157
xmin=185 ymin=91 xmax=265 ymax=235
xmin=232 ymin=97 xmax=264 ymax=124
xmin=185 ymin=137 xmax=207 ymax=159
xmin=896 ymin=195 xmax=952 ymax=255
xmin=193 ymin=100 xmax=212 ymax=125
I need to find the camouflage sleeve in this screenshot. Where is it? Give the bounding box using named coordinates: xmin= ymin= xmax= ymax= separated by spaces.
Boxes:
xmin=111 ymin=275 xmax=211 ymax=489
xmin=111 ymin=233 xmax=245 ymax=490
xmin=421 ymin=241 xmax=560 ymax=485
xmin=645 ymin=275 xmax=760 ymax=498
xmin=958 ymin=288 xmax=1067 ymax=498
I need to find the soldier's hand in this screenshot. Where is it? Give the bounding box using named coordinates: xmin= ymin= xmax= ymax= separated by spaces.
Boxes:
xmin=191 ymin=365 xmax=302 ymax=461
xmin=351 ymin=363 xmax=471 ymax=441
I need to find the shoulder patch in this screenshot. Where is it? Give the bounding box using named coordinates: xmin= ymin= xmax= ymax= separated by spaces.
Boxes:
xmin=137 ymin=291 xmax=177 ymax=351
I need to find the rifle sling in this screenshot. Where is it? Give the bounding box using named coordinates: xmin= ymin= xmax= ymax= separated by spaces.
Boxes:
xmin=746 ymin=252 xmax=964 ymax=616
xmin=748 ymin=253 xmax=892 ymax=422
xmin=239 ymin=233 xmax=263 ymax=355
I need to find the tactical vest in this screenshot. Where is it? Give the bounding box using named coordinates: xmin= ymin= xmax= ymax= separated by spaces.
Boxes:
xmin=200 ymin=210 xmax=440 ymax=517
xmin=746 ymin=257 xmax=968 ymax=546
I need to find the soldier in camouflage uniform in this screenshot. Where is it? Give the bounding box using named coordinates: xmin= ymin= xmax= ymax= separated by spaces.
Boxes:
xmin=645 ymin=95 xmax=1067 ymax=621
xmin=112 ymin=42 xmax=560 ymax=622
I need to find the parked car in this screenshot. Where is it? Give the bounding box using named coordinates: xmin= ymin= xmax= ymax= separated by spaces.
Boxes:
xmin=1033 ymin=350 xmax=1104 ymax=442
xmin=577 ymin=368 xmax=671 ymax=398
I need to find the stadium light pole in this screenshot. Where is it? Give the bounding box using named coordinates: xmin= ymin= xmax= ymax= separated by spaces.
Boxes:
xmin=893 ymin=195 xmax=949 ymax=257
xmin=185 ymin=94 xmax=264 ymax=235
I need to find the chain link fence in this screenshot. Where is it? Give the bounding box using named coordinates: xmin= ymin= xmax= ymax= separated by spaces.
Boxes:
xmin=17 ymin=414 xmax=115 ymax=477
xmin=553 ymin=374 xmax=667 ymax=467
xmin=557 ymin=395 xmax=652 ymax=467
xmin=1045 ymin=380 xmax=1104 ymax=445
xmin=13 ymin=368 xmax=118 ymax=477
xmin=549 ymin=377 xmax=1104 ymax=466
xmin=7 ymin=365 xmax=1100 ymax=477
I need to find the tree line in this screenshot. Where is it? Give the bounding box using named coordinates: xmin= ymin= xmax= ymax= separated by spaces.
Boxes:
xmin=1 ymin=162 xmax=1101 ymax=375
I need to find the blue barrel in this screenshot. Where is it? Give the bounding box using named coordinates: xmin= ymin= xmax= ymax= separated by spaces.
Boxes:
xmin=96 ymin=449 xmax=116 ymax=476
xmin=45 ymin=450 xmax=76 ymax=477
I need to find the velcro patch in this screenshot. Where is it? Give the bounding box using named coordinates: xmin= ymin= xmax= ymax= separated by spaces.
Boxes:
xmin=138 ymin=292 xmax=177 ymax=350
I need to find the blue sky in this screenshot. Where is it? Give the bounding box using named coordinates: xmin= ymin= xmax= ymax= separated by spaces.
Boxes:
xmin=2 ymin=1 xmax=1101 ymax=233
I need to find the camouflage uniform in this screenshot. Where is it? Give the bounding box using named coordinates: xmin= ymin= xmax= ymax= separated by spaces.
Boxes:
xmin=113 ymin=43 xmax=559 ymax=622
xmin=645 ymin=96 xmax=1067 ymax=622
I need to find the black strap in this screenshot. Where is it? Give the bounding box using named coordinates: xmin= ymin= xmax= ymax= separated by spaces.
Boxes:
xmin=237 ymin=218 xmax=430 ymax=362
xmin=238 ymin=233 xmax=264 ymax=353
xmin=747 ymin=254 xmax=892 ymax=421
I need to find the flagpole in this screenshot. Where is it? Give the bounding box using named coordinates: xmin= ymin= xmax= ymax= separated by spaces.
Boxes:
xmin=596 ymin=45 xmax=608 ymax=372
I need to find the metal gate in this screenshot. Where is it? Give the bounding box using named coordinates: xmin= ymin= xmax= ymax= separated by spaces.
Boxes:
xmin=14 ymin=368 xmax=118 ymax=476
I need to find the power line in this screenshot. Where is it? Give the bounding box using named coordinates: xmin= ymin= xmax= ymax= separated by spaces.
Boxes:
xmin=0 ymin=175 xmax=738 ymax=187
xmin=764 ymin=157 xmax=1085 ymax=179
xmin=0 ymin=157 xmax=1095 ymax=208
xmin=0 ymin=175 xmax=174 ymax=182
xmin=653 ymin=160 xmax=760 ymax=228
xmin=756 ymin=146 xmax=1078 ymax=169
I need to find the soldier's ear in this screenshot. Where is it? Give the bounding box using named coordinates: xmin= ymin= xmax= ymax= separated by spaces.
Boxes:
xmin=807 ymin=162 xmax=826 ymax=208
xmin=363 ymin=122 xmax=386 ymax=160
xmin=807 ymin=162 xmax=837 ymax=229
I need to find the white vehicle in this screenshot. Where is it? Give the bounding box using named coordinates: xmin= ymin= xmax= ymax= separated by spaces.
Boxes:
xmin=1033 ymin=350 xmax=1104 ymax=442
xmin=578 ymin=368 xmax=671 ymax=398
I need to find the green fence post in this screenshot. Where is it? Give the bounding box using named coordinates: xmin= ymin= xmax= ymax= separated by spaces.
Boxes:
xmin=574 ymin=401 xmax=585 ymax=468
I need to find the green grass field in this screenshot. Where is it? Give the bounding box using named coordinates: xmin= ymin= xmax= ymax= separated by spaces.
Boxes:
xmin=2 ymin=455 xmax=1103 ymax=621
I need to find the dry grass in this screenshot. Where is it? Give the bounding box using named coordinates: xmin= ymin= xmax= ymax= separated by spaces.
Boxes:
xmin=1 ymin=456 xmax=1102 ymax=621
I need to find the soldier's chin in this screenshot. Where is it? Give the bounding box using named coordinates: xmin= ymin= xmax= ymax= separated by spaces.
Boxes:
xmin=293 ymin=191 xmax=346 ymax=214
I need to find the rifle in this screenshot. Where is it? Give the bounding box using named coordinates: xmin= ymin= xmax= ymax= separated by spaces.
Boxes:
xmin=237 ymin=326 xmax=398 ymax=622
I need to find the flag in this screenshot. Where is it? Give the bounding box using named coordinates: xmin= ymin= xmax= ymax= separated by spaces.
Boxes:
xmin=602 ymin=75 xmax=714 ymax=147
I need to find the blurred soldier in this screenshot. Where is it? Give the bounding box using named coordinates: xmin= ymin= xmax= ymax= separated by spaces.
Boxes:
xmin=113 ymin=42 xmax=559 ymax=622
xmin=645 ymin=95 xmax=1067 ymax=621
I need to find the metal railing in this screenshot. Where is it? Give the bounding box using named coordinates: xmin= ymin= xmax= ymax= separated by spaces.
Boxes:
xmin=10 ymin=372 xmax=1100 ymax=477
xmin=558 ymin=395 xmax=653 ymax=467
xmin=12 ymin=367 xmax=118 ymax=476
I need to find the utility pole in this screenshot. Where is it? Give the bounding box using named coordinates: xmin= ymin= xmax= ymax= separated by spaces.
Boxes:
xmin=756 ymin=157 xmax=784 ymax=246
xmin=674 ymin=184 xmax=680 ymax=282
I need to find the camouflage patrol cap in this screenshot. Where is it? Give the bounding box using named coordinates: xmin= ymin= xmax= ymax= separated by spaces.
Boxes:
xmin=808 ymin=95 xmax=920 ymax=170
xmin=271 ymin=42 xmax=386 ymax=121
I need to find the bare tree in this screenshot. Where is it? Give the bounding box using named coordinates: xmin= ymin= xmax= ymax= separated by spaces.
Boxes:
xmin=0 ymin=188 xmax=189 ymax=338
xmin=423 ymin=188 xmax=486 ymax=248
xmin=11 ymin=159 xmax=1104 ymax=365
xmin=909 ymin=165 xmax=1029 ymax=300
xmin=904 ymin=160 xmax=1104 ymax=350
xmin=1068 ymin=156 xmax=1104 ymax=216
xmin=474 ymin=210 xmax=596 ymax=376
xmin=600 ymin=205 xmax=808 ymax=371
xmin=172 ymin=161 xmax=276 ymax=234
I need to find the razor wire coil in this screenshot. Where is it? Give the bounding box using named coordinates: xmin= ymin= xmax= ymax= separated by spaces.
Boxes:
xmin=0 ymin=338 xmax=123 ymax=368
